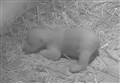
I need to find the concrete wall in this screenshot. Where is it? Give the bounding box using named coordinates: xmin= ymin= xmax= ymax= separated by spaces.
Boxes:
xmin=0 ymin=0 xmax=36 ymax=26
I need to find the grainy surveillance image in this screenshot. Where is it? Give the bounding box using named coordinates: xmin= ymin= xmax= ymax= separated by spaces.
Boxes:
xmin=0 ymin=0 xmax=120 ymax=83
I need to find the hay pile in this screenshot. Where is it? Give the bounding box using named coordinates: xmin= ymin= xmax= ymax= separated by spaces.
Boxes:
xmin=1 ymin=0 xmax=120 ymax=83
